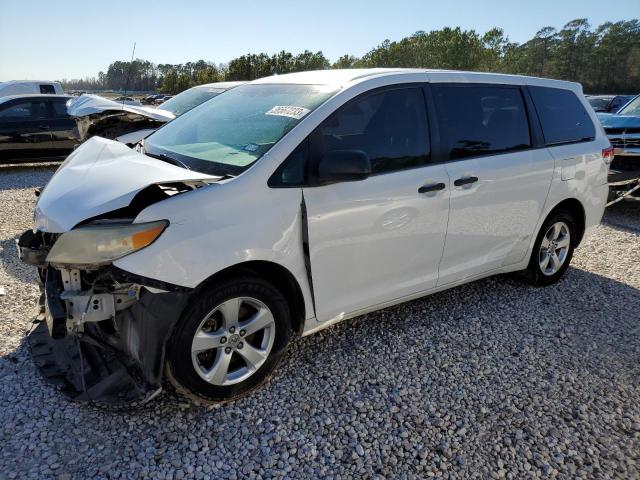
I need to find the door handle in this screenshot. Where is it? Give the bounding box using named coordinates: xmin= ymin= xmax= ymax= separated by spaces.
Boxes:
xmin=453 ymin=176 xmax=478 ymax=187
xmin=418 ymin=182 xmax=446 ymax=193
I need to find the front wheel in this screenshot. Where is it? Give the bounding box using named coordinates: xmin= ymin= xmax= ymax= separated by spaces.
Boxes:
xmin=522 ymin=211 xmax=576 ymax=286
xmin=166 ymin=277 xmax=292 ymax=403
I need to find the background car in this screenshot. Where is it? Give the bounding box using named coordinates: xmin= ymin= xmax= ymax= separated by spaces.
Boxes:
xmin=153 ymin=95 xmax=173 ymax=105
xmin=140 ymin=94 xmax=158 ymax=105
xmin=67 ymin=82 xmax=244 ymax=145
xmin=113 ymin=96 xmax=142 ymax=106
xmin=598 ymin=94 xmax=640 ymax=201
xmin=156 ymin=82 xmax=245 ymax=116
xmin=0 ymin=94 xmax=76 ymax=164
xmin=586 ymin=94 xmax=635 ymax=113
xmin=0 ymin=80 xmax=65 ymax=97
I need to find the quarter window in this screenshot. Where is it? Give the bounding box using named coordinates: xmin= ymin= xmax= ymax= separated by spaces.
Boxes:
xmin=319 ymin=87 xmax=430 ymax=174
xmin=529 ymin=86 xmax=595 ymax=145
xmin=433 ymin=85 xmax=531 ymax=160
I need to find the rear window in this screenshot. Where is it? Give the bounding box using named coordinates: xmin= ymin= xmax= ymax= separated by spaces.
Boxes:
xmin=530 ymin=86 xmax=595 ymax=145
xmin=51 ymin=99 xmax=68 ymax=118
xmin=39 ymin=84 xmax=55 ymax=94
xmin=432 ymin=85 xmax=531 ymax=160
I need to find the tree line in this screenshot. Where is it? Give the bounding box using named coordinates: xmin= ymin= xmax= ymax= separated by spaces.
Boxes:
xmin=61 ymin=19 xmax=640 ymax=95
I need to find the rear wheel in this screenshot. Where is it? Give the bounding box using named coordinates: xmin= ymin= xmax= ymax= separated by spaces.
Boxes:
xmin=522 ymin=211 xmax=576 ymax=286
xmin=166 ymin=277 xmax=291 ymax=403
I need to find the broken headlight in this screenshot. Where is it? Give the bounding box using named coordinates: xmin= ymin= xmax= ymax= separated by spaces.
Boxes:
xmin=46 ymin=220 xmax=168 ymax=267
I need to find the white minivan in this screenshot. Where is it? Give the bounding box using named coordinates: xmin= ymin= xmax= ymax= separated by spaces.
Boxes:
xmin=20 ymin=69 xmax=610 ymax=405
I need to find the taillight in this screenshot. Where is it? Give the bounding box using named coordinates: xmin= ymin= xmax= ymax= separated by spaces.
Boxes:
xmin=602 ymin=146 xmax=614 ymax=165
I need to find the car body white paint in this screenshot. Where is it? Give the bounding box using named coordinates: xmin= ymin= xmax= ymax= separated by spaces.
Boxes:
xmin=35 ymin=69 xmax=609 ymax=336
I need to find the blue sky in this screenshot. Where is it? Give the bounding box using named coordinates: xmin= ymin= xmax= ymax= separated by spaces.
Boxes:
xmin=0 ymin=0 xmax=637 ymax=81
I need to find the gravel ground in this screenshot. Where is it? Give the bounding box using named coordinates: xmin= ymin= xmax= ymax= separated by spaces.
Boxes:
xmin=0 ymin=165 xmax=639 ymax=479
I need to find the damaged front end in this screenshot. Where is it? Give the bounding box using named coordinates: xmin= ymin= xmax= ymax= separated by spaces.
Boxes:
xmin=19 ymin=228 xmax=191 ymax=405
xmin=67 ymin=94 xmax=175 ymax=146
xmin=16 ymin=136 xmax=224 ymax=405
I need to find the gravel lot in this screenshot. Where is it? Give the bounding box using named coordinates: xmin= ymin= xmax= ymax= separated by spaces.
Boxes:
xmin=1 ymin=165 xmax=639 ymax=479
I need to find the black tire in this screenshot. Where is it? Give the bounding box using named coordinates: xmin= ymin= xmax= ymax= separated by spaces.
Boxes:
xmin=166 ymin=276 xmax=291 ymax=404
xmin=522 ymin=210 xmax=576 ymax=286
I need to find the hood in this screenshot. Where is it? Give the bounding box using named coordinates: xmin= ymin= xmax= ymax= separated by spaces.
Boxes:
xmin=67 ymin=94 xmax=175 ymax=144
xmin=35 ymin=137 xmax=219 ymax=233
xmin=597 ymin=112 xmax=640 ymax=130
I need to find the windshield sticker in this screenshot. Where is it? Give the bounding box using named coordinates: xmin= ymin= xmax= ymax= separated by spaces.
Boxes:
xmin=206 ymin=88 xmax=226 ymax=93
xmin=243 ymin=143 xmax=259 ymax=152
xmin=266 ymin=105 xmax=311 ymax=119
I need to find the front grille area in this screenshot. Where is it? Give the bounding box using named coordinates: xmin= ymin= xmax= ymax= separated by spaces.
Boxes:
xmin=609 ymin=136 xmax=640 ymax=149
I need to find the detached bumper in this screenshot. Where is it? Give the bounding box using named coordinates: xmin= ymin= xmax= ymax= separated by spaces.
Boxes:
xmin=28 ymin=284 xmax=190 ymax=405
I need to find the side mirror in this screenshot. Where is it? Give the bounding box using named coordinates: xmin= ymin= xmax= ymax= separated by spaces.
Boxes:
xmin=316 ymin=150 xmax=372 ymax=186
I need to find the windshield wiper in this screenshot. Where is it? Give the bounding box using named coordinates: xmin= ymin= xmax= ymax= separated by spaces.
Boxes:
xmin=146 ymin=151 xmax=191 ymax=170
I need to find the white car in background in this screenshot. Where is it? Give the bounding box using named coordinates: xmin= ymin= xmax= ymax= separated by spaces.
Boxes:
xmin=20 ymin=69 xmax=609 ymax=405
xmin=0 ymin=80 xmax=64 ymax=97
xmin=66 ymin=82 xmax=244 ymax=145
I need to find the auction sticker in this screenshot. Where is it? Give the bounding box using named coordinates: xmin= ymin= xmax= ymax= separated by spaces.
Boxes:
xmin=266 ymin=105 xmax=310 ymax=119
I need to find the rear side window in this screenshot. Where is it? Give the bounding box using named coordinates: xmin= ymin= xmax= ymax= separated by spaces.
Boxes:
xmin=39 ymin=84 xmax=55 ymax=94
xmin=319 ymin=87 xmax=430 ymax=174
xmin=433 ymin=85 xmax=531 ymax=161
xmin=51 ymin=99 xmax=69 ymax=118
xmin=529 ymin=86 xmax=595 ymax=145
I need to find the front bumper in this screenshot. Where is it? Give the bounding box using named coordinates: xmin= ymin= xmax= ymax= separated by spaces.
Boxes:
xmin=19 ymin=230 xmax=191 ymax=405
xmin=29 ymin=282 xmax=189 ymax=405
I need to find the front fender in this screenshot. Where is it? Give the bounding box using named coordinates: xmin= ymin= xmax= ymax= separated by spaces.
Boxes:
xmin=113 ymin=177 xmax=314 ymax=319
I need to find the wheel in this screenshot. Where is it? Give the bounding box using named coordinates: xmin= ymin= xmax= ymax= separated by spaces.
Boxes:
xmin=166 ymin=276 xmax=292 ymax=403
xmin=522 ymin=211 xmax=576 ymax=286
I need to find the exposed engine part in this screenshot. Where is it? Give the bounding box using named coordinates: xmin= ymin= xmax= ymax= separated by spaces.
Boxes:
xmin=57 ymin=267 xmax=140 ymax=334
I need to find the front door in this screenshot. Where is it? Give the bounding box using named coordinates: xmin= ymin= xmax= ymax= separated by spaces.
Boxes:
xmin=303 ymin=86 xmax=451 ymax=322
xmin=0 ymin=100 xmax=54 ymax=162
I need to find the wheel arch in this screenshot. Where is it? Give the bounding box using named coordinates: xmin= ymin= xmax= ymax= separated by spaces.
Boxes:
xmin=546 ymin=198 xmax=586 ymax=246
xmin=194 ymin=260 xmax=307 ymax=336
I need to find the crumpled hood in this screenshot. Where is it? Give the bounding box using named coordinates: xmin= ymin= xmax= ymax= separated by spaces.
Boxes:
xmin=67 ymin=94 xmax=175 ymax=122
xmin=67 ymin=94 xmax=175 ymax=144
xmin=597 ymin=112 xmax=640 ymax=129
xmin=35 ymin=137 xmax=219 ymax=233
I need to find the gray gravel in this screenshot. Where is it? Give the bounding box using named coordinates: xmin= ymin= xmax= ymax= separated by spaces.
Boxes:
xmin=1 ymin=165 xmax=639 ymax=479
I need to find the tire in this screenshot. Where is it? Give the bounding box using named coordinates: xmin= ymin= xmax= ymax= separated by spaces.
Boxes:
xmin=522 ymin=210 xmax=576 ymax=287
xmin=166 ymin=276 xmax=292 ymax=404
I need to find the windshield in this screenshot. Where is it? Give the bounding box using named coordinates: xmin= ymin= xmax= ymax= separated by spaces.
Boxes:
xmin=587 ymin=97 xmax=611 ymax=111
xmin=618 ymin=95 xmax=640 ymax=116
xmin=145 ymin=84 xmax=337 ymax=176
xmin=158 ymin=86 xmax=226 ymax=116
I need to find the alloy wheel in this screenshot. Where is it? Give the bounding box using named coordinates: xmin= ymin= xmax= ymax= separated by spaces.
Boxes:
xmin=538 ymin=221 xmax=571 ymax=276
xmin=191 ymin=297 xmax=276 ymax=386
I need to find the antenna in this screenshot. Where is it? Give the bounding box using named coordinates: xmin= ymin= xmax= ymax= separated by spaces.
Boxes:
xmin=122 ymin=42 xmax=136 ymax=106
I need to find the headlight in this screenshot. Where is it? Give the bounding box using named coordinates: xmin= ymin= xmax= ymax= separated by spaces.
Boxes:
xmin=46 ymin=220 xmax=168 ymax=267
